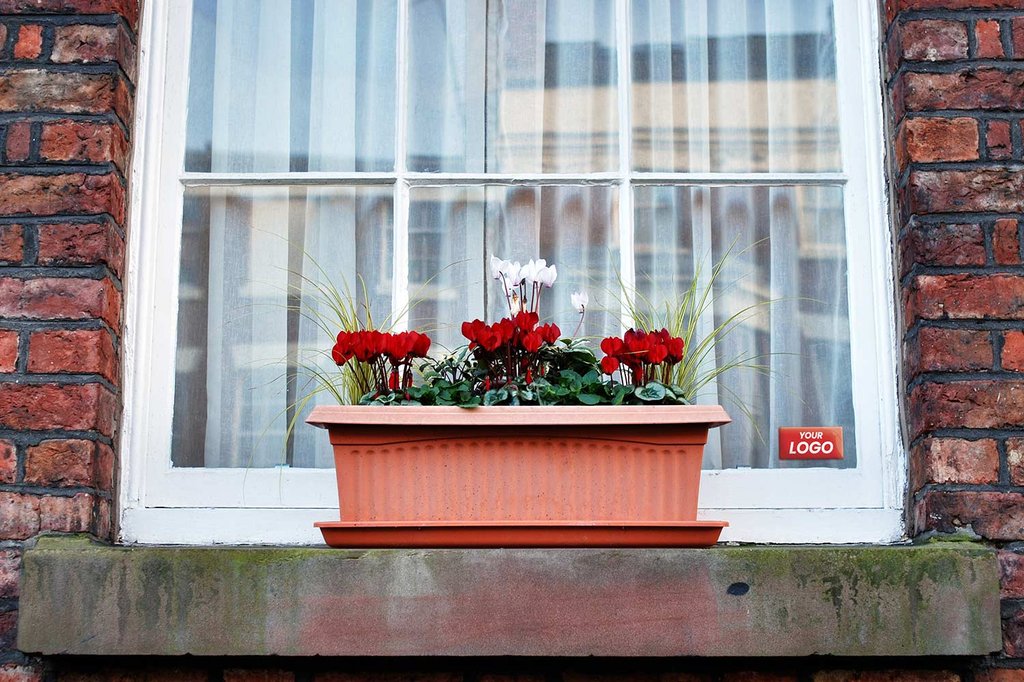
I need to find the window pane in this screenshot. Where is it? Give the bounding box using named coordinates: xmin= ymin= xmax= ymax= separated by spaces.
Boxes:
xmin=408 ymin=185 xmax=620 ymax=351
xmin=407 ymin=0 xmax=619 ymax=173
xmin=631 ymin=0 xmax=840 ymax=172
xmin=186 ymin=0 xmax=396 ymax=172
xmin=633 ymin=184 xmax=855 ymax=469
xmin=172 ymin=186 xmax=393 ymax=468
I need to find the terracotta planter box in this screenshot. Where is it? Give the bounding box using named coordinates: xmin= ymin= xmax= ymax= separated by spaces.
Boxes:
xmin=308 ymin=405 xmax=730 ymax=548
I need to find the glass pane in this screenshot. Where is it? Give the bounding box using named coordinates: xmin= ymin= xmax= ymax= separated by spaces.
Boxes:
xmin=407 ymin=0 xmax=618 ymax=173
xmin=408 ymin=185 xmax=619 ymax=351
xmin=172 ymin=186 xmax=393 ymax=468
xmin=186 ymin=0 xmax=396 ymax=172
xmin=631 ymin=0 xmax=840 ymax=172
xmin=633 ymin=184 xmax=855 ymax=469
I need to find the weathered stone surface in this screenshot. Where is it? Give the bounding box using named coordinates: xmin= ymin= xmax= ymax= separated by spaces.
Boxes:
xmin=17 ymin=537 xmax=1001 ymax=658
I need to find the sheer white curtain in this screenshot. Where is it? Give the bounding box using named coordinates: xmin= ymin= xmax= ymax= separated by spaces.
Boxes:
xmin=173 ymin=0 xmax=395 ymax=468
xmin=630 ymin=0 xmax=853 ymax=469
xmin=406 ymin=0 xmax=620 ymax=342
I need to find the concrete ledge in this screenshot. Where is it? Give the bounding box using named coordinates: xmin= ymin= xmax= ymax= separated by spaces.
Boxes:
xmin=17 ymin=536 xmax=1001 ymax=657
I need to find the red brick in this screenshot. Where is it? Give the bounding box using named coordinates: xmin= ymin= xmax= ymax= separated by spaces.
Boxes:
xmin=899 ymin=223 xmax=985 ymax=276
xmin=901 ymin=20 xmax=968 ymax=61
xmin=1007 ymin=437 xmax=1024 ymax=484
xmin=813 ymin=673 xmax=958 ymax=682
xmin=0 ymin=382 xmax=116 ymax=435
xmin=910 ymin=380 xmax=1024 ymax=437
xmin=0 ymin=225 xmax=24 ymax=264
xmin=976 ymin=20 xmax=1004 ymax=59
xmin=996 ymin=218 xmax=1020 ymax=265
xmin=0 ymin=69 xmax=122 ymax=115
xmin=37 ymin=221 xmax=124 ymax=277
xmin=916 ymin=490 xmax=1024 ymax=540
xmin=987 ymin=120 xmax=1013 ymax=161
xmin=38 ymin=492 xmax=92 ymax=533
xmin=976 ymin=670 xmax=1024 ymax=682
xmin=999 ymin=550 xmax=1024 ymax=598
xmin=1005 ymin=331 xmax=1024 ymax=371
xmin=1014 ymin=18 xmax=1024 ymax=59
xmin=93 ymin=495 xmax=110 ymax=540
xmin=0 ymin=491 xmax=38 ymax=539
xmin=906 ymin=275 xmax=1024 ymax=324
xmin=52 ymin=23 xmax=135 ymax=81
xmin=41 ymin=119 xmax=128 ymax=173
xmin=0 ymin=440 xmax=13 ymax=484
xmin=13 ymin=24 xmax=42 ymax=60
xmin=0 ymin=609 xmax=16 ymax=653
xmin=224 ymin=671 xmax=295 ymax=682
xmin=722 ymin=675 xmax=797 ymax=682
xmin=1007 ymin=603 xmax=1024 ymax=657
xmin=28 ymin=329 xmax=116 ymax=382
xmin=0 ymin=277 xmax=120 ymax=328
xmin=903 ymin=70 xmax=1024 ymax=112
xmin=0 ymin=330 xmax=17 ymax=373
xmin=910 ymin=437 xmax=998 ymax=489
xmin=898 ymin=117 xmax=978 ymax=166
xmin=910 ymin=326 xmax=992 ymax=373
xmin=894 ymin=0 xmax=1024 ymax=11
xmin=0 ymin=548 xmax=19 ymax=598
xmin=0 ymin=663 xmax=42 ymax=682
xmin=24 ymin=439 xmax=93 ymax=486
xmin=4 ymin=121 xmax=30 ymax=163
xmin=908 ymin=168 xmax=1024 ymax=214
xmin=315 ymin=675 xmax=462 ymax=682
xmin=0 ymin=173 xmax=124 ymax=222
xmin=0 ymin=0 xmax=137 ymax=26
xmin=62 ymin=671 xmax=206 ymax=682
xmin=95 ymin=441 xmax=113 ymax=491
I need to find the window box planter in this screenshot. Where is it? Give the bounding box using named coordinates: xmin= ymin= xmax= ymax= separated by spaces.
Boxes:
xmin=308 ymin=404 xmax=730 ymax=548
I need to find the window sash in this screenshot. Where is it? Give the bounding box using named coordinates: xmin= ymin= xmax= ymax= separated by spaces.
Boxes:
xmin=121 ymin=0 xmax=902 ymax=544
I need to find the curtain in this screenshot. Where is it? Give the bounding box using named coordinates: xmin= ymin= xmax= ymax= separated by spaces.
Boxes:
xmin=172 ymin=0 xmax=396 ymax=468
xmin=630 ymin=0 xmax=853 ymax=469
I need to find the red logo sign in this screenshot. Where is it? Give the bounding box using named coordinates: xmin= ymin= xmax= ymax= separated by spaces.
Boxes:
xmin=779 ymin=427 xmax=843 ymax=460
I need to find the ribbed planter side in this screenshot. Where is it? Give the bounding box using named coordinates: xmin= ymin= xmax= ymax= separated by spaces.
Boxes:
xmin=308 ymin=406 xmax=730 ymax=532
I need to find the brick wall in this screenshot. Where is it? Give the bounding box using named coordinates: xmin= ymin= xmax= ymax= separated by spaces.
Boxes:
xmin=0 ymin=0 xmax=135 ymax=677
xmin=887 ymin=0 xmax=1024 ymax=670
xmin=2 ymin=0 xmax=1024 ymax=679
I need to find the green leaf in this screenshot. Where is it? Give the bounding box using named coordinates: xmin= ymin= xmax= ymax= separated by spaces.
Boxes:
xmin=635 ymin=382 xmax=667 ymax=402
xmin=576 ymin=393 xmax=602 ymax=405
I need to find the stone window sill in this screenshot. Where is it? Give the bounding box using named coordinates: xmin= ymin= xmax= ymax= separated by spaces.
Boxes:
xmin=17 ymin=535 xmax=1000 ymax=657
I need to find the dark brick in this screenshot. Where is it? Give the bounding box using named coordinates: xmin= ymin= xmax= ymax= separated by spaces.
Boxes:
xmin=0 ymin=382 xmax=116 ymax=434
xmin=910 ymin=380 xmax=1024 ymax=436
xmin=0 ymin=224 xmax=24 ymax=264
xmin=903 ymin=70 xmax=1024 ymax=112
xmin=899 ymin=222 xmax=985 ymax=277
xmin=916 ymin=490 xmax=1024 ymax=540
xmin=24 ymin=438 xmax=93 ymax=487
xmin=37 ymin=220 xmax=124 ymax=277
xmin=909 ymin=326 xmax=992 ymax=374
xmin=0 ymin=330 xmax=17 ymax=373
xmin=0 ymin=277 xmax=120 ymax=328
xmin=40 ymin=119 xmax=129 ymax=173
xmin=908 ymin=169 xmax=1024 ymax=214
xmin=0 ymin=439 xmax=13 ymax=483
xmin=994 ymin=218 xmax=1020 ymax=265
xmin=4 ymin=121 xmax=30 ymax=163
xmin=905 ymin=274 xmax=1024 ymax=323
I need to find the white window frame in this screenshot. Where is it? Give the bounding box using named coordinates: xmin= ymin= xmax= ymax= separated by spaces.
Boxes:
xmin=121 ymin=0 xmax=902 ymax=545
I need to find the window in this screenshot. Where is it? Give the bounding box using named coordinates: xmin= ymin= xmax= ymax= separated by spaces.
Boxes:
xmin=123 ymin=0 xmax=901 ymax=544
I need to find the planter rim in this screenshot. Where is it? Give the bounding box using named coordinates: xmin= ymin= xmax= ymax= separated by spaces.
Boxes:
xmin=307 ymin=404 xmax=731 ymax=428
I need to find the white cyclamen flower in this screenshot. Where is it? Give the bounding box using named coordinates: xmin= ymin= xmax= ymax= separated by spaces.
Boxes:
xmin=502 ymin=260 xmax=523 ymax=285
xmin=571 ymin=290 xmax=588 ymax=313
xmin=537 ymin=264 xmax=557 ymax=287
xmin=490 ymin=255 xmax=505 ymax=280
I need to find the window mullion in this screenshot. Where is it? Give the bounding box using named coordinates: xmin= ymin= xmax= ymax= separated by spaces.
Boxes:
xmin=616 ymin=0 xmax=635 ymax=332
xmin=392 ymin=0 xmax=411 ymax=331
